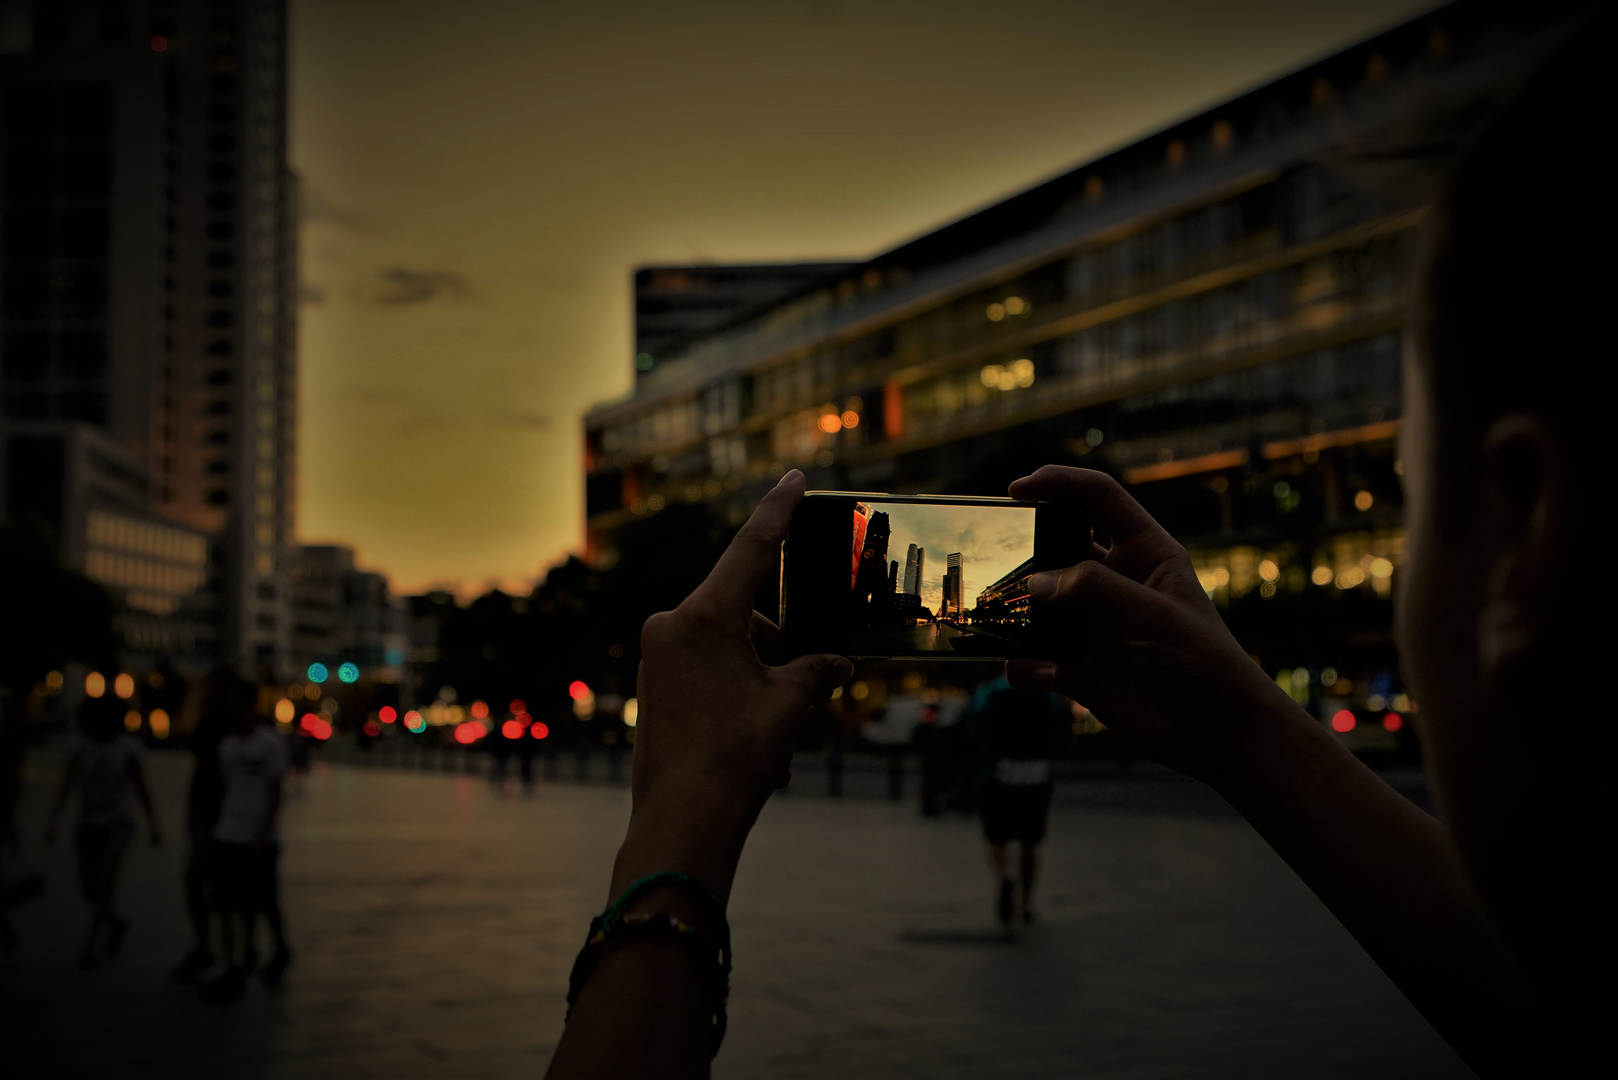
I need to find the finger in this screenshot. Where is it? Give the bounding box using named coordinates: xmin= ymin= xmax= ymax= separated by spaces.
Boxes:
xmin=749 ymin=611 xmax=786 ymax=666
xmin=688 ymin=470 xmax=806 ymax=616
xmin=776 ymin=653 xmax=854 ymax=711
xmin=1027 ymin=557 xmax=1165 ymax=616
xmin=1009 ymin=466 xmax=1180 ymax=556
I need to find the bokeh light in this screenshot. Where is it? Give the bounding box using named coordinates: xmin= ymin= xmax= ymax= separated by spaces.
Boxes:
xmin=1382 ymin=712 xmax=1404 ymax=732
xmin=337 ymin=662 xmax=360 ymax=684
xmin=114 ymin=673 xmax=135 ymax=698
xmin=307 ymin=663 xmax=329 ymax=684
xmin=530 ymin=721 xmax=550 ymax=740
xmin=470 ymin=700 xmax=490 ymax=720
xmin=501 ymin=719 xmax=525 ymax=739
xmin=85 ymin=671 xmax=106 ymax=698
xmin=149 ymin=709 xmax=170 ymax=739
xmin=123 ymin=710 xmax=141 ymax=732
xmin=623 ymin=698 xmax=639 ymax=728
xmin=404 ymin=710 xmax=426 ymax=733
xmin=1330 ymin=710 xmax=1356 ymax=733
xmin=568 ymin=680 xmax=590 ymax=700
xmin=274 ymin=698 xmax=296 ymax=723
xmin=454 ymin=721 xmax=487 ymax=744
xmin=509 ymin=698 xmax=527 ymax=715
xmin=379 ymin=706 xmax=397 ymax=723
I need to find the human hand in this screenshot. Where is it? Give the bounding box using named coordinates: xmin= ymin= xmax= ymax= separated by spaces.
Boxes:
xmin=1005 ymin=466 xmax=1300 ymax=782
xmin=616 ymin=470 xmax=852 ymax=901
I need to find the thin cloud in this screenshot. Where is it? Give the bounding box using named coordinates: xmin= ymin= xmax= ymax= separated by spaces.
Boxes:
xmin=355 ymin=267 xmax=469 ymax=306
xmin=491 ymin=410 xmax=551 ymax=431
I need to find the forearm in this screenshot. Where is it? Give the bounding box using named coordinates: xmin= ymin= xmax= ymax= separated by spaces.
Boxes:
xmin=1213 ymin=688 xmax=1554 ymax=1070
xmin=547 ymin=791 xmax=754 ymax=1079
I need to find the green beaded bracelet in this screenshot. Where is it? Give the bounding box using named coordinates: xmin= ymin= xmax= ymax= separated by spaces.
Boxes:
xmin=566 ymin=871 xmax=733 ymax=1057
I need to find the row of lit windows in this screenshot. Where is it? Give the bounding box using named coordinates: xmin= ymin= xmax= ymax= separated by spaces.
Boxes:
xmin=599 ymin=226 xmax=1408 ymax=472
xmin=85 ymin=547 xmax=207 ymax=597
xmin=86 ymin=509 xmax=207 ymax=566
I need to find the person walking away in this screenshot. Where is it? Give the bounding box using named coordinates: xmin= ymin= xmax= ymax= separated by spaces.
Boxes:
xmin=170 ymin=668 xmax=242 ymax=982
xmin=43 ymin=694 xmax=162 ymax=968
xmin=968 ymin=676 xmax=1067 ymax=925
xmin=201 ymin=702 xmax=291 ymax=1002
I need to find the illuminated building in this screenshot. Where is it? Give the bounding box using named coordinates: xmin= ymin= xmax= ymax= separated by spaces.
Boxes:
xmin=973 ymin=557 xmax=1035 ymax=631
xmin=941 ymin=552 xmax=963 ymax=621
xmin=0 ymin=0 xmax=297 ymax=675
xmin=583 ymin=1 xmax=1579 ymax=691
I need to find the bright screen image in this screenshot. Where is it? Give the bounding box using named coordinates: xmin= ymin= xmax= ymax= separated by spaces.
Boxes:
xmin=847 ymin=500 xmax=1036 ymax=655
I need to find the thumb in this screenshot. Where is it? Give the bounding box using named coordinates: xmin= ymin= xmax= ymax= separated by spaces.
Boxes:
xmin=777 ymin=654 xmax=854 ymax=709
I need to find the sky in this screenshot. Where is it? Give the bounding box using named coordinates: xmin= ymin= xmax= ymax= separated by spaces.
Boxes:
xmin=290 ymin=0 xmax=1437 ymax=595
xmin=869 ymin=502 xmax=1034 ymax=614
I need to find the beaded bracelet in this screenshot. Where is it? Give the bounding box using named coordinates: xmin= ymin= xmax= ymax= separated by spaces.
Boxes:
xmin=566 ymin=871 xmax=733 ymax=1057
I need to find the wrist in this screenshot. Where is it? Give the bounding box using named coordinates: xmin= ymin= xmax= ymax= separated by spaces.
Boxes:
xmin=612 ymin=792 xmax=758 ymax=904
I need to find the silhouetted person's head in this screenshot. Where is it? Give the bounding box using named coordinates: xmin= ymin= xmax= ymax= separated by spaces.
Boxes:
xmin=78 ymin=693 xmax=125 ymax=743
xmin=1397 ymin=10 xmax=1612 ymax=1013
xmin=199 ymin=666 xmax=256 ymax=741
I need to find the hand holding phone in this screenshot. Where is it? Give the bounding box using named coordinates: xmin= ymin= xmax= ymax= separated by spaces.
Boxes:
xmin=1002 ymin=466 xmax=1295 ymax=782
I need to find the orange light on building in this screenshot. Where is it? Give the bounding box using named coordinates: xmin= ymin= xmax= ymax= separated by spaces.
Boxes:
xmin=114 ymin=673 xmax=136 ymax=698
xmin=817 ymin=412 xmax=842 ymax=434
xmin=85 ymin=672 xmax=106 ymax=698
xmin=841 ymin=410 xmax=859 ymax=429
xmin=883 ymin=379 xmax=904 ymax=441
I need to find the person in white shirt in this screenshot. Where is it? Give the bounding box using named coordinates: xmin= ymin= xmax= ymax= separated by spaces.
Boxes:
xmin=200 ymin=706 xmax=291 ymax=1002
xmin=45 ymin=694 xmax=161 ymax=969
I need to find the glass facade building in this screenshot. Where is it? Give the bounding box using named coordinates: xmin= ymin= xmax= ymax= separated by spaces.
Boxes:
xmin=583 ymin=0 xmax=1574 ymax=735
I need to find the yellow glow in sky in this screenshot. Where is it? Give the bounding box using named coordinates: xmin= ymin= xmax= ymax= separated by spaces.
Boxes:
xmin=291 ymin=0 xmax=1434 ymax=595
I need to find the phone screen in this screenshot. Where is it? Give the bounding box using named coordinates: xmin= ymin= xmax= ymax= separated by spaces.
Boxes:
xmin=782 ymin=494 xmax=1088 ymax=660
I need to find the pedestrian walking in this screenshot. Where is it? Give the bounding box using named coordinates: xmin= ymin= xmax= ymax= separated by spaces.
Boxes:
xmin=967 ymin=676 xmax=1067 ymax=924
xmin=43 ymin=694 xmax=162 ymax=969
xmin=170 ymin=669 xmax=240 ymax=982
xmin=200 ymin=700 xmax=291 ymax=1002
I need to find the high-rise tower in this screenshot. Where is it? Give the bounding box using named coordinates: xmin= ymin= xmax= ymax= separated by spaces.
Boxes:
xmin=0 ymin=0 xmax=297 ymax=675
xmin=942 ymin=552 xmax=963 ymax=620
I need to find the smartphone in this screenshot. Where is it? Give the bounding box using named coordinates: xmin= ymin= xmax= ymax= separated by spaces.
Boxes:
xmin=780 ymin=492 xmax=1090 ymax=660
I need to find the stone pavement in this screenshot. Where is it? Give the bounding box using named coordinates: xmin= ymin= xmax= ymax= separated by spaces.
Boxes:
xmin=1 ymin=749 xmax=1472 ymax=1079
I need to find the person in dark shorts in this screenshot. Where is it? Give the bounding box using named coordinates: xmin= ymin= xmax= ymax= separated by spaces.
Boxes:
xmin=968 ymin=676 xmax=1069 ymax=924
xmin=200 ymin=700 xmax=291 ymax=1002
xmin=170 ymin=668 xmax=243 ymax=982
xmin=44 ymin=693 xmax=162 ymax=968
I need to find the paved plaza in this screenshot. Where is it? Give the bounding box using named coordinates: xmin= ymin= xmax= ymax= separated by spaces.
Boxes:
xmin=2 ymin=750 xmax=1470 ymax=1079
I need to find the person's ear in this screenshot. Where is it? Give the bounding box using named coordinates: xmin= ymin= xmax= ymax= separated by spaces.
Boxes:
xmin=1475 ymin=414 xmax=1569 ymax=694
